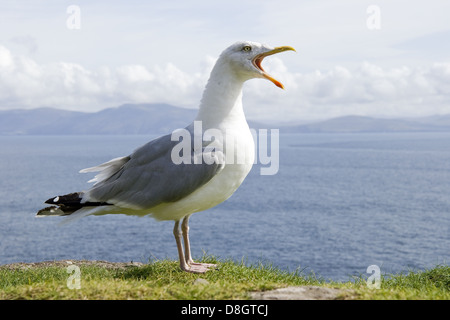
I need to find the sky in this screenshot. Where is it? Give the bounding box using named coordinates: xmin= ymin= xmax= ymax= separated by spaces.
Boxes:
xmin=0 ymin=0 xmax=450 ymax=124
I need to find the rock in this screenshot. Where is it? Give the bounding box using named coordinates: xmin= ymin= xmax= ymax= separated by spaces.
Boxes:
xmin=249 ymin=286 xmax=349 ymax=300
xmin=193 ymin=278 xmax=209 ymax=286
xmin=0 ymin=260 xmax=144 ymax=270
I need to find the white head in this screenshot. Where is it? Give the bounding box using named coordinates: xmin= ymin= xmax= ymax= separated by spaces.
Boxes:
xmin=216 ymin=41 xmax=295 ymax=89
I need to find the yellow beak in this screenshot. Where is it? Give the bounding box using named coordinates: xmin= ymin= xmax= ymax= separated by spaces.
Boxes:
xmin=252 ymin=46 xmax=296 ymax=89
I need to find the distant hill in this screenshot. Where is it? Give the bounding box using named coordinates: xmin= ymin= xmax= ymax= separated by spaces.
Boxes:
xmin=1 ymin=104 xmax=450 ymax=135
xmin=0 ymin=104 xmax=198 ymax=135
xmin=281 ymin=115 xmax=450 ymax=133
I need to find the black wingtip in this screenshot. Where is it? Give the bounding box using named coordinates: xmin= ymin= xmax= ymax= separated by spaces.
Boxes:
xmin=36 ymin=206 xmax=67 ymax=216
xmin=40 ymin=192 xmax=113 ymax=217
xmin=45 ymin=192 xmax=83 ymax=206
xmin=45 ymin=197 xmax=57 ymax=204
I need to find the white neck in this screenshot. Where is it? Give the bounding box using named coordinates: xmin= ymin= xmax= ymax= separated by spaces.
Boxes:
xmin=195 ymin=60 xmax=247 ymax=129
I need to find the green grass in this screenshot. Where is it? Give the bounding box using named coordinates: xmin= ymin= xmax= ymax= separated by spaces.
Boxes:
xmin=0 ymin=256 xmax=448 ymax=300
xmin=351 ymin=264 xmax=450 ymax=300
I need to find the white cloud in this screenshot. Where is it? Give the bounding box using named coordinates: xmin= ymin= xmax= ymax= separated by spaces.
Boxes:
xmin=1 ymin=45 xmax=450 ymax=123
xmin=0 ymin=46 xmax=14 ymax=69
xmin=244 ymin=58 xmax=450 ymax=122
xmin=0 ymin=45 xmax=210 ymax=112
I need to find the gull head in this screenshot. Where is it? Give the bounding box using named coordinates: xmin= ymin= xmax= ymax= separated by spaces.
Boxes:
xmin=218 ymin=41 xmax=296 ymax=89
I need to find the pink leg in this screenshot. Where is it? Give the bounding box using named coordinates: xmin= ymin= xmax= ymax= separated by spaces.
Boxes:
xmin=173 ymin=220 xmax=190 ymax=272
xmin=181 ymin=215 xmax=216 ymax=272
xmin=173 ymin=219 xmax=215 ymax=273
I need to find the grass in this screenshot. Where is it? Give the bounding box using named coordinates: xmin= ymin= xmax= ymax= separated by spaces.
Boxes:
xmin=0 ymin=256 xmax=448 ymax=300
xmin=351 ymin=264 xmax=450 ymax=300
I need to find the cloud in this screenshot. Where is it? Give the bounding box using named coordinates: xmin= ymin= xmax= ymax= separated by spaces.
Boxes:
xmin=8 ymin=35 xmax=39 ymax=55
xmin=244 ymin=58 xmax=450 ymax=122
xmin=1 ymin=45 xmax=450 ymax=123
xmin=0 ymin=45 xmax=211 ymax=112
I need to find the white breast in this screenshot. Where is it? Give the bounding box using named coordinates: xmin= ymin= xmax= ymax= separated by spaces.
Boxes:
xmin=149 ymin=123 xmax=255 ymax=221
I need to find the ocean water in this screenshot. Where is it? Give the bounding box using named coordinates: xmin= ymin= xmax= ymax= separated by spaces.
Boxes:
xmin=0 ymin=132 xmax=449 ymax=281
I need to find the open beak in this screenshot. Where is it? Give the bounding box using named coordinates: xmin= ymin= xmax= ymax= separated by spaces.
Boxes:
xmin=252 ymin=46 xmax=296 ymax=89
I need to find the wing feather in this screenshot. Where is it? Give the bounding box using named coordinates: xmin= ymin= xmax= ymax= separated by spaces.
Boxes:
xmin=81 ymin=132 xmax=225 ymax=210
xmin=79 ymin=156 xmax=130 ymax=185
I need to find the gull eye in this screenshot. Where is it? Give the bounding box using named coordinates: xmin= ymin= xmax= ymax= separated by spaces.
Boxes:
xmin=242 ymin=45 xmax=252 ymax=52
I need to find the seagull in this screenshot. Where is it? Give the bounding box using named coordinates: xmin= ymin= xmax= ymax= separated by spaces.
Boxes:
xmin=37 ymin=41 xmax=295 ymax=273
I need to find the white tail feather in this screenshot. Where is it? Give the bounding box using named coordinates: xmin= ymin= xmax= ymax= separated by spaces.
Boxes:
xmin=80 ymin=156 xmax=129 ymax=186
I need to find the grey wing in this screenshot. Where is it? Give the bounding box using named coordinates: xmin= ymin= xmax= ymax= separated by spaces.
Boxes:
xmin=81 ymin=133 xmax=225 ymax=209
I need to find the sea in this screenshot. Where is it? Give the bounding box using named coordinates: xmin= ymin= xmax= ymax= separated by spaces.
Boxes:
xmin=0 ymin=132 xmax=449 ymax=281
